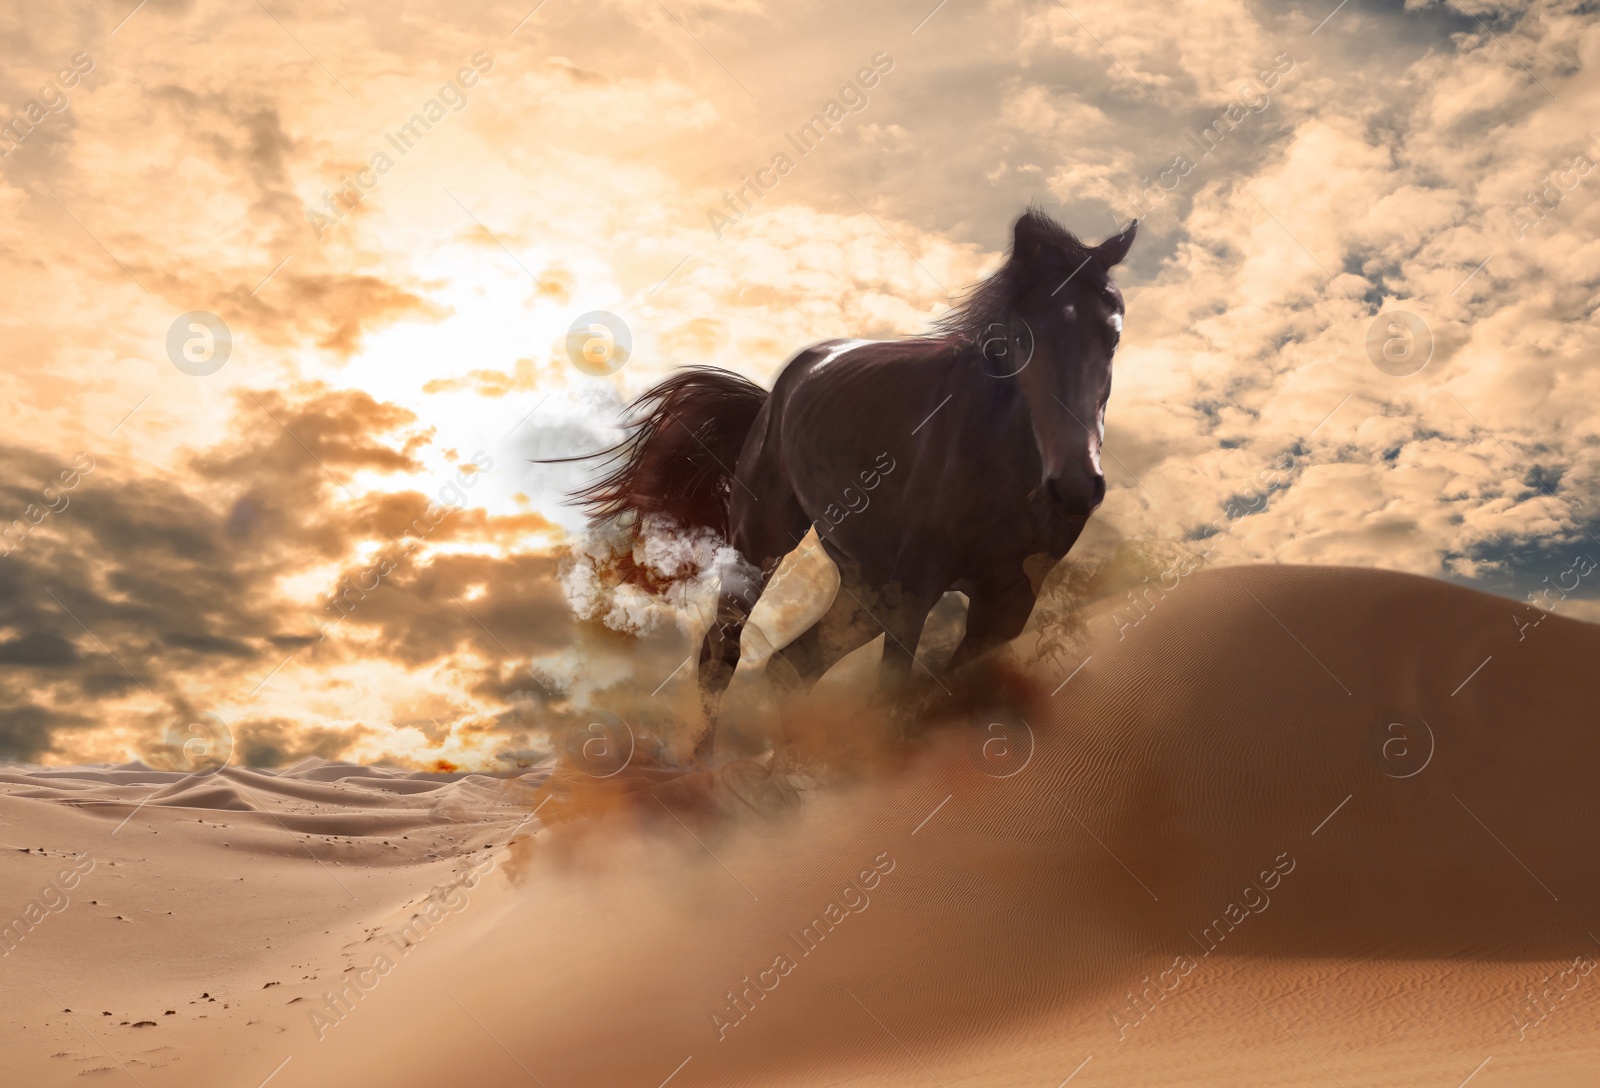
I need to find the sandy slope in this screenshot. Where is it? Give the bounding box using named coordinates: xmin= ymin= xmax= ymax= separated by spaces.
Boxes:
xmin=4 ymin=564 xmax=1600 ymax=1087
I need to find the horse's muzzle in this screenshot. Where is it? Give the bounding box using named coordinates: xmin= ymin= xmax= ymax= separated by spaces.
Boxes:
xmin=1041 ymin=472 xmax=1106 ymax=514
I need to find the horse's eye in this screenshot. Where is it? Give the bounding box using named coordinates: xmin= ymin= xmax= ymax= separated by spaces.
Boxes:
xmin=1109 ymin=313 xmax=1124 ymax=335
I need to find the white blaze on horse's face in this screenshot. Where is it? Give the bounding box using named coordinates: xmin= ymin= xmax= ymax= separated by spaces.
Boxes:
xmin=1020 ymin=276 xmax=1126 ymax=514
xmin=1090 ymin=403 xmax=1106 ymax=475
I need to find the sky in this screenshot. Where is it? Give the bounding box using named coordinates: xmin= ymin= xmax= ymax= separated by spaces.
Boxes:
xmin=1 ymin=0 xmax=1597 ymax=767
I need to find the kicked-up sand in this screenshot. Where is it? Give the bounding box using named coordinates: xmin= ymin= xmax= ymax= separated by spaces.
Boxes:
xmin=3 ymin=564 xmax=1598 ymax=1087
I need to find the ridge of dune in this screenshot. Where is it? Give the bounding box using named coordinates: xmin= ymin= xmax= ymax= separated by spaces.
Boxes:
xmin=278 ymin=759 xmax=411 ymax=782
xmin=19 ymin=764 xmax=176 ymax=785
xmin=145 ymin=780 xmax=257 ymax=811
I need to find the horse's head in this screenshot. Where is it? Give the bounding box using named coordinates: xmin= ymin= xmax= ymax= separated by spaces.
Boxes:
xmin=981 ymin=210 xmax=1136 ymax=516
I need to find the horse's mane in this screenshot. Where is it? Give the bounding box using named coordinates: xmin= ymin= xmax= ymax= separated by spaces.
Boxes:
xmin=929 ymin=205 xmax=1093 ymax=342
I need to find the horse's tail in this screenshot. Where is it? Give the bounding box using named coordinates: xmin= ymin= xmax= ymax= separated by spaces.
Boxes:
xmin=563 ymin=366 xmax=768 ymax=539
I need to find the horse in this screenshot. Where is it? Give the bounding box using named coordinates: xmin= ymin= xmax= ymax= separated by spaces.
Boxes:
xmin=566 ymin=208 xmax=1136 ymax=755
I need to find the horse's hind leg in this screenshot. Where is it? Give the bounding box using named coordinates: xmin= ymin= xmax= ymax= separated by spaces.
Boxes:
xmin=697 ymin=577 xmax=762 ymax=713
xmin=694 ymin=580 xmax=766 ymax=760
xmin=767 ymin=558 xmax=887 ymax=699
xmin=694 ymin=491 xmax=809 ymax=761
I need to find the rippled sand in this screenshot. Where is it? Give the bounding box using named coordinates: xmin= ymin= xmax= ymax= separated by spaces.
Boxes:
xmin=3 ymin=564 xmax=1596 ymax=1086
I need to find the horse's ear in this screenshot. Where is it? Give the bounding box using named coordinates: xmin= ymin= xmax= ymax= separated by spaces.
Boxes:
xmin=1092 ymin=219 xmax=1138 ymax=268
xmin=1012 ymin=213 xmax=1050 ymax=267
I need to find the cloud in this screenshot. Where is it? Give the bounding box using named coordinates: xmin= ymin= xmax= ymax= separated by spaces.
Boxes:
xmin=3 ymin=0 xmax=1598 ymax=765
xmin=0 ymin=386 xmax=579 ymax=764
xmin=231 ymin=716 xmax=361 ymax=768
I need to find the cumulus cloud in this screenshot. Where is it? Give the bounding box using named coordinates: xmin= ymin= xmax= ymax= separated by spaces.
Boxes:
xmin=2 ymin=0 xmax=1597 ymax=763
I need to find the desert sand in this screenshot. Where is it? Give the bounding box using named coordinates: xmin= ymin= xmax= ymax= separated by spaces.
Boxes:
xmin=3 ymin=564 xmax=1599 ymax=1087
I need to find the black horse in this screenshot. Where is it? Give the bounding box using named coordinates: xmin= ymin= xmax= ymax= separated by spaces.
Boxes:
xmin=570 ymin=208 xmax=1136 ymax=749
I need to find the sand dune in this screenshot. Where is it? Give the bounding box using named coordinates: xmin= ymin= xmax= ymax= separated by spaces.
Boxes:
xmin=3 ymin=565 xmax=1598 ymax=1086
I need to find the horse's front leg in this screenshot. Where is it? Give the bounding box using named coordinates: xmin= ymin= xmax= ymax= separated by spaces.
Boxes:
xmin=870 ymin=586 xmax=940 ymax=709
xmin=945 ymin=571 xmax=1039 ymax=676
